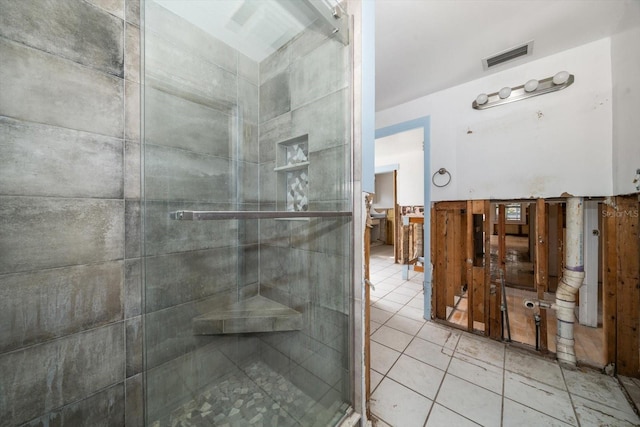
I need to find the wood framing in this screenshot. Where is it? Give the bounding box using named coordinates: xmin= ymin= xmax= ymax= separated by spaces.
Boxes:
xmin=603 ymin=203 xmax=617 ymax=367
xmin=614 ymin=196 xmax=640 ymax=377
xmin=486 ymin=200 xmax=500 ymax=339
xmin=534 ymin=199 xmax=549 ymax=351
xmin=466 ymin=202 xmax=474 ymax=331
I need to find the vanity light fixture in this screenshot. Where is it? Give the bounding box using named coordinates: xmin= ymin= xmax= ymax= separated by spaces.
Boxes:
xmin=472 ymin=71 xmax=574 ymax=110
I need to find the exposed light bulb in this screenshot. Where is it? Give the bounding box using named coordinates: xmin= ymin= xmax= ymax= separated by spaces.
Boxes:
xmin=498 ymin=87 xmax=512 ymax=99
xmin=524 ymin=79 xmax=539 ymax=92
xmin=553 ymin=71 xmax=570 ymax=85
xmin=476 ymin=93 xmax=489 ymax=105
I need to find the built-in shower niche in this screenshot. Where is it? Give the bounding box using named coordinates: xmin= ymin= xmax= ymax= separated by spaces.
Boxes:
xmin=192 ymin=294 xmax=302 ymax=335
xmin=274 ymin=135 xmax=309 ymax=213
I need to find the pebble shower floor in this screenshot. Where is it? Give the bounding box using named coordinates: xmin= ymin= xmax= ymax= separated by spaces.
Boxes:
xmin=150 ymin=361 xmax=347 ymax=427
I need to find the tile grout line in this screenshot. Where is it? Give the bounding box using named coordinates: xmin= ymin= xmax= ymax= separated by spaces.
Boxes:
xmin=559 ymin=365 xmax=582 ymax=427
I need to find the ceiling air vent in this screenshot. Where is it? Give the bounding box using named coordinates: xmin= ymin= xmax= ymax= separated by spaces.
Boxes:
xmin=482 ymin=41 xmax=534 ymax=70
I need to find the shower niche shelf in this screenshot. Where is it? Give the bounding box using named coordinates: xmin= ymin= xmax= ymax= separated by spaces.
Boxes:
xmin=192 ymin=295 xmax=302 ymax=335
xmin=275 ymin=135 xmax=309 ymax=214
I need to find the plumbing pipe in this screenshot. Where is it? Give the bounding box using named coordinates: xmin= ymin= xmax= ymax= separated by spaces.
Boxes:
xmin=523 ymin=299 xmax=556 ymax=310
xmin=555 ymin=197 xmax=585 ymax=365
xmin=534 ymin=313 xmax=541 ymax=351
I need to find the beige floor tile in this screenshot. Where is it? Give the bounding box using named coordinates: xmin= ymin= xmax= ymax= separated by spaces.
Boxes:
xmin=425 ymin=404 xmax=480 ymax=427
xmin=370 ymin=306 xmax=394 ymax=324
xmin=370 ymin=341 xmax=401 ymax=375
xmin=371 ymin=325 xmax=413 ymax=352
xmin=503 ymin=398 xmax=573 ymax=427
xmin=385 ymin=314 xmax=424 ymax=336
xmin=505 ymin=347 xmax=565 ymax=390
xmin=504 ymin=371 xmax=577 ymax=425
xmin=455 ymin=334 xmax=505 ymax=368
xmin=397 ymin=305 xmax=425 ymax=321
xmin=405 ymin=337 xmax=452 ymax=371
xmin=384 ymin=291 xmax=413 ymax=305
xmin=370 ymin=369 xmax=384 ymax=393
xmin=563 ymin=367 xmax=636 ymax=416
xmin=417 ymin=322 xmax=461 ymax=348
xmin=370 ymin=378 xmax=432 ymax=427
xmin=373 ymin=298 xmax=404 ymax=313
xmin=387 ymin=354 xmax=445 ymax=400
xmin=436 ymin=374 xmax=502 ymax=427
xmin=572 ymin=395 xmax=640 ymax=427
xmin=448 ymin=354 xmax=503 ymax=394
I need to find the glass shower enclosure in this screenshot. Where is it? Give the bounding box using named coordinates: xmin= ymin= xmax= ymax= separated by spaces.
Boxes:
xmin=142 ymin=1 xmax=353 ymax=425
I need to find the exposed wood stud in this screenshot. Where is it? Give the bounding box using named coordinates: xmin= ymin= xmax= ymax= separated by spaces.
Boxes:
xmin=535 ymin=199 xmax=549 ymax=351
xmin=603 ymin=203 xmax=617 ymax=366
xmin=466 ymin=202 xmax=474 ymax=331
xmin=615 ymin=196 xmax=640 ymax=377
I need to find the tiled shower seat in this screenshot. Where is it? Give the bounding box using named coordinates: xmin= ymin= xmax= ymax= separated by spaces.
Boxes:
xmin=193 ymin=295 xmax=303 ymax=334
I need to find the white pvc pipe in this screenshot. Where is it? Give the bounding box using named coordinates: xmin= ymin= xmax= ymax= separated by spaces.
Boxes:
xmin=555 ymin=197 xmax=585 ymax=365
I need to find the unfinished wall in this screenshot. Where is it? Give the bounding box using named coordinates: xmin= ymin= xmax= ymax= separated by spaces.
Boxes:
xmin=0 ymin=0 xmax=141 ymax=425
xmin=612 ymin=25 xmax=640 ymax=196
xmin=376 ymin=38 xmax=614 ymax=201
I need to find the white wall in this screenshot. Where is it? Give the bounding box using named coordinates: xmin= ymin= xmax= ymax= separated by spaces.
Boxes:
xmin=373 ymin=172 xmax=394 ymax=208
xmin=376 ymin=38 xmax=614 ymax=201
xmin=612 ymin=26 xmax=640 ymax=196
xmin=375 ymin=127 xmax=424 ymax=205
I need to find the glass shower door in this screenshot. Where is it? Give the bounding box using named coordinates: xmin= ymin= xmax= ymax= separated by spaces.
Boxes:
xmin=142 ymin=1 xmax=353 ymax=425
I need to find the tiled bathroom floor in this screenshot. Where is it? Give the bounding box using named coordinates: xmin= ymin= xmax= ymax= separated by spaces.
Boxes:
xmin=368 ymin=245 xmax=640 ymax=427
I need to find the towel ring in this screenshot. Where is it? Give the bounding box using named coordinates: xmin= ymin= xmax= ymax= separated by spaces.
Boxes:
xmin=432 ymin=168 xmax=451 ymax=188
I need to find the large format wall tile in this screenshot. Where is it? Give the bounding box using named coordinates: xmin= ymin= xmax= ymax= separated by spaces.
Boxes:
xmin=0 ymin=38 xmax=124 ymax=139
xmin=126 ymin=316 xmax=142 ymax=377
xmin=259 ymin=113 xmax=293 ymax=164
xmin=0 ymin=117 xmax=123 ymax=199
xmin=292 ymin=88 xmax=349 ymax=153
xmin=0 ymin=0 xmax=124 ymax=77
xmin=145 ymin=1 xmax=237 ymax=73
xmin=290 ymin=39 xmax=349 ymax=110
xmin=0 ymin=261 xmax=123 ymax=353
xmin=144 ymin=144 xmax=234 ymax=203
xmin=124 ymin=259 xmax=142 ymax=319
xmin=0 ymin=197 xmax=124 ymax=274
xmin=124 ymin=140 xmax=141 ymax=200
xmin=24 ymin=383 xmax=125 ymax=427
xmin=238 ymin=52 xmax=259 ymax=86
xmin=260 ymin=72 xmax=291 ymax=123
xmin=308 ymin=145 xmax=349 ymax=203
xmin=0 ymin=324 xmax=124 ymax=426
xmin=125 ymin=23 xmax=140 ymax=83
xmin=85 ymin=0 xmax=125 ymax=20
xmin=144 ymin=248 xmax=238 ymax=312
xmin=143 ymin=201 xmax=239 ymax=256
xmin=125 ymin=0 xmax=140 ymax=26
xmin=145 ymin=33 xmax=237 ymax=109
xmin=125 ymin=374 xmax=143 ymax=427
xmin=144 ymin=87 xmax=232 ymax=157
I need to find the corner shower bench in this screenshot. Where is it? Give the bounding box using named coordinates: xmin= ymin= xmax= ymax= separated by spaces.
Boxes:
xmin=170 ymin=209 xmax=352 ymax=335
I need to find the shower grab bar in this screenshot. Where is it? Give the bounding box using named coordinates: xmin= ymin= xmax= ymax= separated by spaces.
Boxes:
xmin=169 ymin=210 xmax=352 ymax=220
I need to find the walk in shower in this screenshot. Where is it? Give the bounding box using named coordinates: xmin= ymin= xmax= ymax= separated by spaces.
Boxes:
xmin=142 ymin=1 xmax=353 ymax=425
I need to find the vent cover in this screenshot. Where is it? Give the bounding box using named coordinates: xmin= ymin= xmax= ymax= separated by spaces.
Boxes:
xmin=482 ymin=41 xmax=534 ymax=70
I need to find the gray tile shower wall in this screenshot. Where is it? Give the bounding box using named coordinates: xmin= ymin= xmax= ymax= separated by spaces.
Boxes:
xmin=257 ymin=20 xmax=351 ymax=409
xmin=141 ymin=3 xmax=262 ymax=424
xmin=0 ymin=0 xmax=140 ymax=425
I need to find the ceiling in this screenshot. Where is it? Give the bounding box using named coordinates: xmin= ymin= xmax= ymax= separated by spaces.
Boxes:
xmin=375 ymin=0 xmax=640 ymax=111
